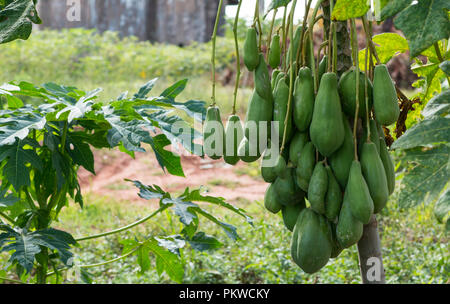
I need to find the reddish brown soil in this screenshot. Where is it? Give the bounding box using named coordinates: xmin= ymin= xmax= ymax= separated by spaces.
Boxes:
xmin=78 ymin=150 xmax=267 ymax=204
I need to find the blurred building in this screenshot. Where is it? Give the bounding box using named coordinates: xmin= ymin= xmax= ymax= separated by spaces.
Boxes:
xmin=37 ymin=0 xmax=245 ymax=46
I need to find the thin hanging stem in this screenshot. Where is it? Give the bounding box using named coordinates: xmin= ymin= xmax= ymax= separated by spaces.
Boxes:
xmin=255 ymin=0 xmax=263 ymax=51
xmin=210 ymin=0 xmax=225 ymax=106
xmin=232 ymin=0 xmax=243 ymax=115
xmin=296 ymin=0 xmax=313 ymax=70
xmin=361 ymin=15 xmax=380 ymax=65
xmin=308 ymin=0 xmax=325 ymax=92
xmin=365 ymin=35 xmax=371 ymax=137
xmin=350 ymin=19 xmax=360 ymax=161
xmin=266 ymin=8 xmax=278 ymax=61
xmin=281 ymin=0 xmax=298 ymax=154
xmin=281 ymin=6 xmax=288 ymax=71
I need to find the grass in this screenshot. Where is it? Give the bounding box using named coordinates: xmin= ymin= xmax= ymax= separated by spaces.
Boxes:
xmin=47 ymin=192 xmax=448 ymax=284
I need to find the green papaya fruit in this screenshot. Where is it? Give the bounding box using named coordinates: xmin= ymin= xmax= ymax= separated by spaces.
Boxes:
xmin=324 ymin=166 xmax=343 ymax=221
xmin=273 ymin=77 xmax=293 ymax=145
xmin=238 ymin=136 xmax=261 ymax=163
xmin=289 ymin=132 xmax=309 ymax=165
xmin=243 ymin=27 xmax=259 ymax=71
xmin=360 ymin=142 xmax=389 ymax=213
xmin=293 ymin=67 xmax=315 ymax=132
xmin=286 ymin=26 xmax=303 ymax=64
xmin=338 ymin=67 xmax=373 ymax=118
xmin=271 ymin=69 xmax=281 ymax=89
xmin=379 ymin=138 xmax=395 ymax=195
xmin=274 ymin=155 xmax=287 ymax=178
xmin=261 ymin=142 xmax=278 ymax=183
xmin=310 ymin=72 xmax=345 ymax=157
xmin=273 ymin=72 xmax=286 ymax=91
xmin=291 ymin=208 xmax=333 ymax=273
xmin=273 ymin=168 xmax=299 ymax=206
xmin=328 ymin=117 xmax=354 ymax=188
xmin=308 ymin=162 xmax=328 ymax=215
xmin=336 ymin=195 xmax=363 ymax=248
xmin=254 ymin=53 xmax=273 ymax=102
xmin=244 ymin=89 xmax=273 ymax=142
xmin=329 ymin=222 xmax=343 ymax=258
xmin=264 ymin=183 xmax=282 ymax=214
xmin=346 ymin=161 xmax=374 ymax=224
xmin=373 ymin=64 xmax=400 ymax=126
xmin=203 ymin=106 xmax=225 ymax=160
xmin=295 ymin=142 xmax=315 ymax=192
xmin=358 ymin=119 xmax=380 ymax=154
xmin=269 ymin=34 xmax=281 ymax=69
xmin=377 ymin=121 xmax=385 ymax=140
xmin=282 ymin=199 xmax=306 ymax=231
xmin=224 ymin=115 xmax=243 ymax=165
xmin=317 ymin=55 xmax=328 ymax=84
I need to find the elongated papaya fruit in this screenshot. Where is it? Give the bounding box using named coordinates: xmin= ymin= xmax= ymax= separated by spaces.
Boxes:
xmin=264 ymin=183 xmax=283 ymax=214
xmin=317 ymin=55 xmax=328 ymax=84
xmin=244 ymin=89 xmax=273 ymax=143
xmin=328 ymin=117 xmax=354 ymax=188
xmin=336 ymin=195 xmax=363 ymax=248
xmin=273 ymin=77 xmax=293 ymax=145
xmin=269 ymin=34 xmax=281 ymax=69
xmin=291 ymin=208 xmax=333 ymax=273
xmin=261 ymin=142 xmax=278 ymax=183
xmin=329 ymin=222 xmax=343 ymax=258
xmin=273 ymin=71 xmax=285 ymax=91
xmin=310 ymin=72 xmax=345 ymax=157
xmin=274 ymin=155 xmax=287 ymax=178
xmin=360 ymin=142 xmax=389 ymax=213
xmin=286 ymin=26 xmax=303 ymax=64
xmin=254 ymin=54 xmax=273 ymax=102
xmin=273 ymin=168 xmax=298 ymax=206
xmin=293 ymin=67 xmax=315 ymax=132
xmin=324 ymin=166 xmax=343 ymax=221
xmin=308 ymin=162 xmax=328 ymax=215
xmin=295 ymin=142 xmax=315 ymax=192
xmin=224 ymin=115 xmax=243 ymax=165
xmin=289 ymin=132 xmax=309 ymax=165
xmin=379 ymin=138 xmax=396 ymax=195
xmin=203 ymin=106 xmax=225 ymax=160
xmin=244 ymin=27 xmax=259 ymax=71
xmin=358 ymin=119 xmax=380 ymax=154
xmin=346 ymin=161 xmax=374 ymax=224
xmin=271 ymin=69 xmax=281 ymax=89
xmin=282 ymin=199 xmax=306 ymax=231
xmin=338 ymin=67 xmax=373 ymax=118
xmin=238 ymin=136 xmax=261 ymax=163
xmin=373 ymin=64 xmax=400 ymax=126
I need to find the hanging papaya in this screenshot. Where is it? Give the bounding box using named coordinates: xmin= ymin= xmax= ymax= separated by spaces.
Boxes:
xmin=261 ymin=141 xmax=278 ymax=183
xmin=328 ymin=117 xmax=354 ymax=189
xmin=238 ymin=136 xmax=261 ymax=163
xmin=289 ymin=132 xmax=309 ymax=165
xmin=324 ymin=166 xmax=343 ymax=221
xmin=286 ymin=26 xmax=303 ymax=64
xmin=295 ymin=142 xmax=315 ymax=192
xmin=282 ymin=199 xmax=306 ymax=231
xmin=346 ymin=161 xmax=374 ymax=224
xmin=271 ymin=69 xmax=281 ymax=89
xmin=358 ymin=119 xmax=380 ymax=154
xmin=264 ymin=183 xmax=283 ymax=214
xmin=310 ymin=72 xmax=345 ymax=157
xmin=317 ymin=55 xmax=328 ymax=84
xmin=293 ymin=67 xmax=315 ymax=132
xmin=379 ymin=138 xmax=396 ymax=195
xmin=336 ymin=195 xmax=363 ymax=248
xmin=308 ymin=162 xmax=328 ymax=215
xmin=203 ymin=106 xmax=225 ymax=160
xmin=254 ymin=53 xmax=273 ymax=102
xmin=329 ymin=222 xmax=343 ymax=258
xmin=273 ymin=72 xmax=285 ymax=91
xmin=273 ymin=77 xmax=293 ymax=145
xmin=243 ymin=27 xmax=259 ymax=71
xmin=224 ymin=115 xmax=243 ymax=165
xmin=273 ymin=168 xmax=298 ymax=206
xmin=269 ymin=34 xmax=281 ymax=69
xmin=274 ymin=155 xmax=287 ymax=178
xmin=360 ymin=142 xmax=389 ymax=213
xmin=373 ymin=64 xmax=400 ymax=126
xmin=291 ymin=208 xmax=333 ymax=273
xmin=244 ymin=89 xmax=273 ymax=144
xmin=338 ymin=67 xmax=373 ymax=118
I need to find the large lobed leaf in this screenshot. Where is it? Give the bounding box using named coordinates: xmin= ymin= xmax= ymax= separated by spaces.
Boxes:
xmin=332 ymin=0 xmax=371 ymax=20
xmin=0 ymin=0 xmax=41 ymax=44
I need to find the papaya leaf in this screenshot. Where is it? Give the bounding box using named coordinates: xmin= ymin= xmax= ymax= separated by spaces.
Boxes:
xmin=397 ymin=145 xmax=449 ymax=209
xmin=0 ymin=0 xmax=41 ymax=44
xmin=434 ymin=187 xmax=449 ymax=223
xmin=146 ymin=134 xmax=184 ymax=177
xmin=0 ymin=111 xmax=46 ymax=145
xmin=380 ymin=0 xmax=411 ymax=20
xmin=146 ymin=238 xmax=184 ymax=283
xmin=359 ymin=33 xmax=409 ymax=69
xmin=440 ymin=61 xmax=450 ymax=76
xmin=66 ymin=133 xmax=95 ymax=174
xmin=186 ymin=232 xmax=222 ymax=252
xmin=155 ymin=235 xmax=186 ymax=255
xmin=160 ymin=79 xmax=188 ymax=100
xmin=392 ymin=0 xmax=450 ymax=58
xmin=136 ymin=245 xmax=151 ymax=274
xmin=265 ymin=0 xmax=291 ymax=17
xmin=422 ymin=90 xmax=450 ymax=118
xmin=133 ymin=78 xmax=158 ymax=100
xmin=0 ymin=188 xmax=19 ymax=208
xmin=332 ymin=0 xmax=371 ymax=21
xmin=412 ymin=63 xmax=444 ymax=100
xmin=392 ymin=117 xmax=450 ymax=150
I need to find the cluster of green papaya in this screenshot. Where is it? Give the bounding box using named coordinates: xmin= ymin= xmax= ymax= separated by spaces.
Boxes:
xmin=202 ymin=24 xmax=399 ymax=274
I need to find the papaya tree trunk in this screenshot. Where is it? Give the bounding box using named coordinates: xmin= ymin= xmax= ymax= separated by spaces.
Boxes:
xmin=357 ymin=215 xmax=386 ymax=283
xmin=322 ymin=1 xmax=386 ymax=284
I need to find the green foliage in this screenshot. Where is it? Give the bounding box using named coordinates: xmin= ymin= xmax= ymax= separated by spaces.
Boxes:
xmin=265 ymin=0 xmax=292 ymax=18
xmin=382 ymin=0 xmax=450 ymax=58
xmin=332 ymin=0 xmax=370 ymax=21
xmin=0 ymin=0 xmax=41 ymax=44
xmin=358 ymin=33 xmax=409 ymax=69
